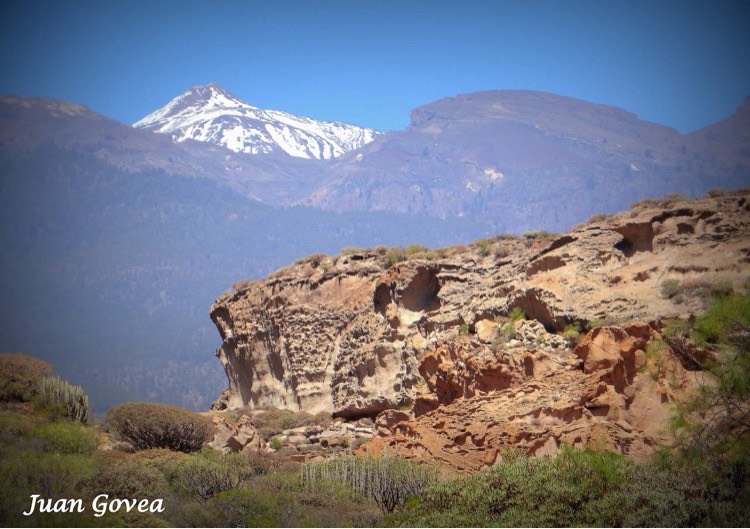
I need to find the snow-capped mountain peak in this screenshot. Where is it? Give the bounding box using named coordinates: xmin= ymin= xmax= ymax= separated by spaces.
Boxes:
xmin=133 ymin=84 xmax=381 ymax=160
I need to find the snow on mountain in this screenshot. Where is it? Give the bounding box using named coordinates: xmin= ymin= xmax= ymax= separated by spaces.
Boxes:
xmin=133 ymin=83 xmax=381 ymax=160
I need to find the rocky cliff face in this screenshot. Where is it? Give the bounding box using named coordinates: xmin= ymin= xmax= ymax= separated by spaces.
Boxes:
xmin=210 ymin=192 xmax=750 ymax=471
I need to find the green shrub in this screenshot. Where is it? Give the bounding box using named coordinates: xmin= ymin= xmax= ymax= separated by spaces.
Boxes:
xmin=0 ymin=449 xmax=94 ymax=498
xmin=523 ymin=230 xmax=550 ymax=239
xmin=169 ymin=449 xmax=258 ymax=504
xmin=660 ymin=278 xmax=682 ymax=299
xmin=0 ymin=353 xmax=52 ymax=402
xmin=34 ymin=421 xmax=98 ymax=454
xmin=405 ymin=244 xmax=429 ymax=257
xmin=563 ymin=322 xmax=582 ymax=344
xmin=671 ymin=294 xmax=750 ymax=461
xmin=106 ymin=402 xmax=214 ymax=452
xmin=474 ymin=239 xmax=493 ymax=256
xmin=587 ymin=213 xmax=609 ymax=223
xmin=37 ymin=375 xmax=89 ymax=422
xmin=398 ymin=447 xmax=631 ymax=527
xmin=631 ymin=197 xmax=660 ymax=209
xmin=0 ymin=410 xmax=34 ymax=439
xmin=82 ymin=456 xmax=168 ymax=499
xmin=692 ymin=293 xmax=750 ymax=346
xmin=232 ymin=278 xmax=253 ymax=293
xmin=385 ymin=246 xmax=406 ymax=266
xmin=508 ymin=306 xmax=526 ymax=322
xmin=270 ymin=437 xmax=282 ymax=450
xmin=252 ymin=407 xmax=321 ymax=439
xmin=340 ymin=246 xmax=364 ymax=255
xmin=132 ymin=447 xmax=187 ymax=472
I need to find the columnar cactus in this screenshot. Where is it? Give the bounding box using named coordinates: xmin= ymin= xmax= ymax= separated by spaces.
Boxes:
xmin=38 ymin=375 xmax=89 ymax=422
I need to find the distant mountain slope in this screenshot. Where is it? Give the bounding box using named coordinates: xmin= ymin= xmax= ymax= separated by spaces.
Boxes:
xmin=134 ymin=83 xmax=381 ymax=160
xmin=301 ymin=90 xmax=750 ymax=232
xmin=0 ymin=96 xmax=472 ymax=412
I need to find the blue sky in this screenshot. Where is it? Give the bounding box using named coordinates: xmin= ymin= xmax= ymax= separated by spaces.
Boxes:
xmin=1 ymin=0 xmax=748 ymax=132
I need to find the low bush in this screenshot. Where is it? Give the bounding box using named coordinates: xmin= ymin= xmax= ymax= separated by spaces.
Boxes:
xmin=106 ymin=402 xmax=214 ymax=452
xmin=385 ymin=246 xmax=406 ymax=266
xmin=34 ymin=421 xmax=99 ymax=454
xmin=474 ymin=239 xmax=493 ymax=256
xmin=397 ymin=446 xmax=750 ymax=527
xmin=563 ymin=322 xmax=582 ymax=344
xmin=405 ymin=244 xmax=428 ymax=257
xmin=169 ymin=449 xmax=258 ymax=504
xmin=660 ymin=278 xmax=682 ymax=299
xmin=252 ymin=407 xmax=328 ymax=439
xmin=523 ymin=230 xmax=550 ymax=239
xmin=0 ymin=353 xmax=52 ymax=402
xmin=692 ymin=293 xmax=750 ymax=346
xmin=82 ymin=456 xmax=168 ymax=500
xmin=587 ymin=212 xmax=609 ymax=223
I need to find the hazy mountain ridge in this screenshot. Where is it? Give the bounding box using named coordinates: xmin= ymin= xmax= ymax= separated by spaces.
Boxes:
xmin=301 ymin=90 xmax=750 ymax=232
xmin=0 ymin=97 xmax=475 ymax=411
xmin=134 ymin=83 xmax=381 ymax=160
xmin=1 ymin=89 xmax=749 ymax=411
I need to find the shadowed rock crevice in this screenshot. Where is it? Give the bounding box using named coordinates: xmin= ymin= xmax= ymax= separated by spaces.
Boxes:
xmin=373 ymin=283 xmax=393 ymax=316
xmin=526 ymin=255 xmax=566 ymax=277
xmin=401 ymin=266 xmax=441 ymax=312
xmin=614 ymin=222 xmax=655 ymax=257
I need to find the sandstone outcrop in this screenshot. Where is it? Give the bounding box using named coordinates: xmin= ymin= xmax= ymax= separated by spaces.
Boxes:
xmin=210 ymin=193 xmax=750 ymax=471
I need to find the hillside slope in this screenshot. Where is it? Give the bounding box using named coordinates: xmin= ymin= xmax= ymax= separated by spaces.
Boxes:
xmin=301 ymin=91 xmax=750 ymax=232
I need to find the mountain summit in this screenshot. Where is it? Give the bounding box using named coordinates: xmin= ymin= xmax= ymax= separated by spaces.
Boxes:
xmin=133 ymin=83 xmax=381 ymax=160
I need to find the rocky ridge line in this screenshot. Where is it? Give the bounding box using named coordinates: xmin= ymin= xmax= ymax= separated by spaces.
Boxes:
xmin=209 ymin=192 xmax=750 ymax=471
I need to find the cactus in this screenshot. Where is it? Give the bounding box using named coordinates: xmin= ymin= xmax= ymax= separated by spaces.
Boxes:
xmin=37 ymin=375 xmax=89 ymax=422
xmin=301 ymin=453 xmax=436 ymax=513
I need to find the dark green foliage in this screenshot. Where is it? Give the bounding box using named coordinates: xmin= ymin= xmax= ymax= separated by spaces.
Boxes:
xmin=37 ymin=375 xmax=89 ymax=422
xmin=106 ymin=402 xmax=214 ymax=452
xmin=670 ymin=294 xmax=750 ymax=463
xmin=385 ymin=246 xmax=406 ymax=266
xmin=82 ymin=454 xmax=169 ymax=500
xmin=0 ymin=352 xmax=52 ymax=402
xmin=563 ymin=321 xmax=582 ymax=344
xmin=397 ymin=447 xmax=750 ymax=527
xmin=691 ymin=293 xmax=750 ymax=346
xmin=168 ymin=448 xmax=259 ymax=504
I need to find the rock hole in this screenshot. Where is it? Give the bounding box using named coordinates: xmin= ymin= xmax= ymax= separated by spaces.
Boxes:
xmin=401 ymin=267 xmax=441 ymax=312
xmin=373 ymin=283 xmax=392 ymax=316
xmin=614 ymin=222 xmax=655 ymax=257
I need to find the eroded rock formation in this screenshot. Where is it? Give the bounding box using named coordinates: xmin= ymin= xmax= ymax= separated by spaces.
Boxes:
xmin=210 ymin=193 xmax=750 ymax=471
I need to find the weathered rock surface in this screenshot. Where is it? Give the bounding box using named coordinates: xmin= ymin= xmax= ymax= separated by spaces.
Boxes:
xmin=210 ymin=193 xmax=750 ymax=471
xmin=208 ymin=409 xmax=374 ymax=459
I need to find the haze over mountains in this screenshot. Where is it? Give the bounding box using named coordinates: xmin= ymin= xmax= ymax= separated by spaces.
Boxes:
xmin=1 ymin=85 xmax=748 ymax=411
